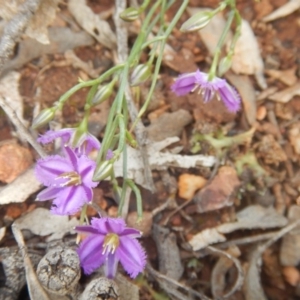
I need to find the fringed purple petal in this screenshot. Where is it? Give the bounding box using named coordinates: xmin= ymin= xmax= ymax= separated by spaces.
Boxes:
xmin=117 ymin=236 xmax=147 ymax=278
xmin=63 ymin=146 xmax=79 ymax=170
xmin=91 ymin=217 xmax=126 ymax=235
xmin=50 ymin=185 xmax=88 ymax=215
xmin=37 ymin=128 xmax=74 ymax=145
xmin=77 ymin=235 xmax=106 ymax=275
xmin=35 ymin=155 xmax=73 ymax=186
xmin=75 ymin=225 xmax=100 ymax=235
xmin=77 ymin=155 xmax=98 ymax=188
xmin=218 ymin=83 xmax=241 ymax=113
xmin=36 ymin=186 xmax=60 ymax=201
xmin=104 ymin=253 xmax=119 ymax=279
xmin=120 ymin=228 xmax=142 ymax=238
xmin=171 ymin=72 xmax=197 ymax=96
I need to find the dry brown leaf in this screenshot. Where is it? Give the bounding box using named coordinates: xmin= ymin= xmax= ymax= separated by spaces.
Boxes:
xmin=189 ymin=228 xmax=226 ymax=251
xmin=194 ymin=166 xmax=240 ymax=213
xmin=280 ymin=205 xmax=300 ymax=266
xmin=16 ymin=208 xmax=79 ymax=242
xmin=0 ymin=140 xmax=33 ymax=183
xmin=217 ymin=205 xmax=288 ymax=234
xmin=178 ymin=173 xmax=207 ymax=200
xmin=263 ymin=0 xmax=300 ymax=22
xmin=146 ymin=109 xmax=193 ymax=142
xmin=0 ymin=0 xmax=59 ymax=44
xmin=231 ymin=20 xmax=266 ymax=89
xmin=265 ymin=68 xmax=298 ymax=86
xmin=226 ymin=73 xmax=257 ymax=126
xmin=268 ymin=82 xmax=300 ymax=103
xmin=68 ymin=0 xmax=116 ymax=49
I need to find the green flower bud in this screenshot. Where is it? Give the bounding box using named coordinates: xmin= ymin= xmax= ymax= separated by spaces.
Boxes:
xmin=31 ymin=107 xmax=56 ymax=129
xmin=120 ymin=7 xmax=139 ymax=22
xmin=180 ymin=11 xmax=212 ymax=32
xmin=93 ymin=160 xmax=113 ymax=181
xmin=130 ymin=64 xmax=151 ymax=86
xmin=218 ymin=54 xmax=233 ymax=76
xmin=91 ymin=82 xmax=114 ymax=106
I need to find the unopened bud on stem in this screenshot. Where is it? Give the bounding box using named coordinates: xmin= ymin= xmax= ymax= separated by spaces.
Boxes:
xmin=180 ymin=11 xmax=212 ymax=32
xmin=31 ymin=107 xmax=56 ymax=129
xmin=130 ymin=64 xmax=151 ymax=86
xmin=120 ymin=7 xmax=139 ymax=22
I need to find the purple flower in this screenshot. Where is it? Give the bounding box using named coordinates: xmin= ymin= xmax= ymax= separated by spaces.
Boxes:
xmin=76 ymin=217 xmax=146 ymax=278
xmin=171 ymin=69 xmax=241 ymax=112
xmin=35 ymin=146 xmax=98 ymax=215
xmin=37 ymin=128 xmax=101 ymax=154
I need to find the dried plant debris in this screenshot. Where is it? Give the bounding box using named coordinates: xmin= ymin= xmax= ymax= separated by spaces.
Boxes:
xmin=268 ymin=82 xmax=300 ymax=103
xmin=68 ymin=0 xmax=116 ymax=49
xmin=280 ymin=205 xmax=300 ymax=266
xmin=231 ymin=20 xmax=266 ymax=88
xmin=0 ymin=166 xmax=41 ymax=205
xmin=2 ymin=27 xmax=94 ymax=74
xmin=217 ymin=205 xmax=288 ymax=234
xmin=16 ymin=208 xmax=79 ymax=241
xmin=146 ymin=109 xmax=193 ymax=142
xmin=189 ymin=228 xmax=226 ymax=251
xmin=0 ymin=140 xmax=33 ymax=183
xmin=255 ymin=135 xmax=287 ymax=166
xmin=178 ymin=173 xmax=207 ymax=200
xmin=152 ymin=224 xmax=184 ymax=281
xmin=115 ymin=274 xmax=139 ymax=300
xmin=0 ymin=0 xmax=59 ymax=44
xmin=194 ymin=166 xmax=240 ymax=213
xmin=114 ymin=137 xmax=216 ymax=189
xmin=263 ymin=0 xmax=300 ymax=22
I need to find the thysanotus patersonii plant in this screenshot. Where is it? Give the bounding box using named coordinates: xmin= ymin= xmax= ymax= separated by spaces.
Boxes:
xmin=32 ymin=0 xmax=242 ymax=279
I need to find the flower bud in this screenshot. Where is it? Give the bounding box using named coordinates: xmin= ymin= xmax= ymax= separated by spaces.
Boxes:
xmin=180 ymin=11 xmax=212 ymax=32
xmin=130 ymin=64 xmax=151 ymax=86
xmin=31 ymin=107 xmax=56 ymax=129
xmin=218 ymin=54 xmax=233 ymax=76
xmin=91 ymin=82 xmax=114 ymax=106
xmin=120 ymin=7 xmax=139 ymax=22
xmin=93 ymin=160 xmax=113 ymax=181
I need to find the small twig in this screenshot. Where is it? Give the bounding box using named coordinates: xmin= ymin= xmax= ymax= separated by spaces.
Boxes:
xmin=114 ymin=0 xmax=155 ymax=192
xmin=207 ymin=246 xmax=244 ymax=298
xmin=0 ymin=0 xmax=42 ymax=73
xmin=146 ymin=264 xmax=212 ymax=300
xmin=0 ymin=97 xmax=47 ymax=158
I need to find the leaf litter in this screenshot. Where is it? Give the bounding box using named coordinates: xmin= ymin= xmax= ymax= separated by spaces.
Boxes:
xmin=0 ymin=0 xmax=300 ymax=299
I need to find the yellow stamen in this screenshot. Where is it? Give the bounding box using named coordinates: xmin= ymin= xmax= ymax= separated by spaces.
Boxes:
xmin=56 ymin=171 xmax=82 ymax=187
xmin=102 ymin=233 xmax=120 ymax=255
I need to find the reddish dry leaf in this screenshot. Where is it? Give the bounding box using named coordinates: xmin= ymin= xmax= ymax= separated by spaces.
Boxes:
xmin=0 ymin=141 xmax=33 ymax=183
xmin=194 ymin=166 xmax=240 ymax=213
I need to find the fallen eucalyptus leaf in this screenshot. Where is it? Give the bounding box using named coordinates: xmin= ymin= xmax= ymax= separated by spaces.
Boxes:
xmin=263 ymin=0 xmax=300 ymax=22
xmin=16 ymin=208 xmax=79 ymax=241
xmin=189 ymin=228 xmax=226 ymax=251
xmin=217 ymin=205 xmax=288 ymax=234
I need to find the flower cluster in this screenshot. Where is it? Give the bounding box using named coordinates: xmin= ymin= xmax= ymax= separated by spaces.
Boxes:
xmin=171 ymin=69 xmax=241 ymax=113
xmin=35 ymin=128 xmax=99 ymax=215
xmin=34 ymin=128 xmax=147 ymax=279
xmin=76 ymin=217 xmax=146 ymax=279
